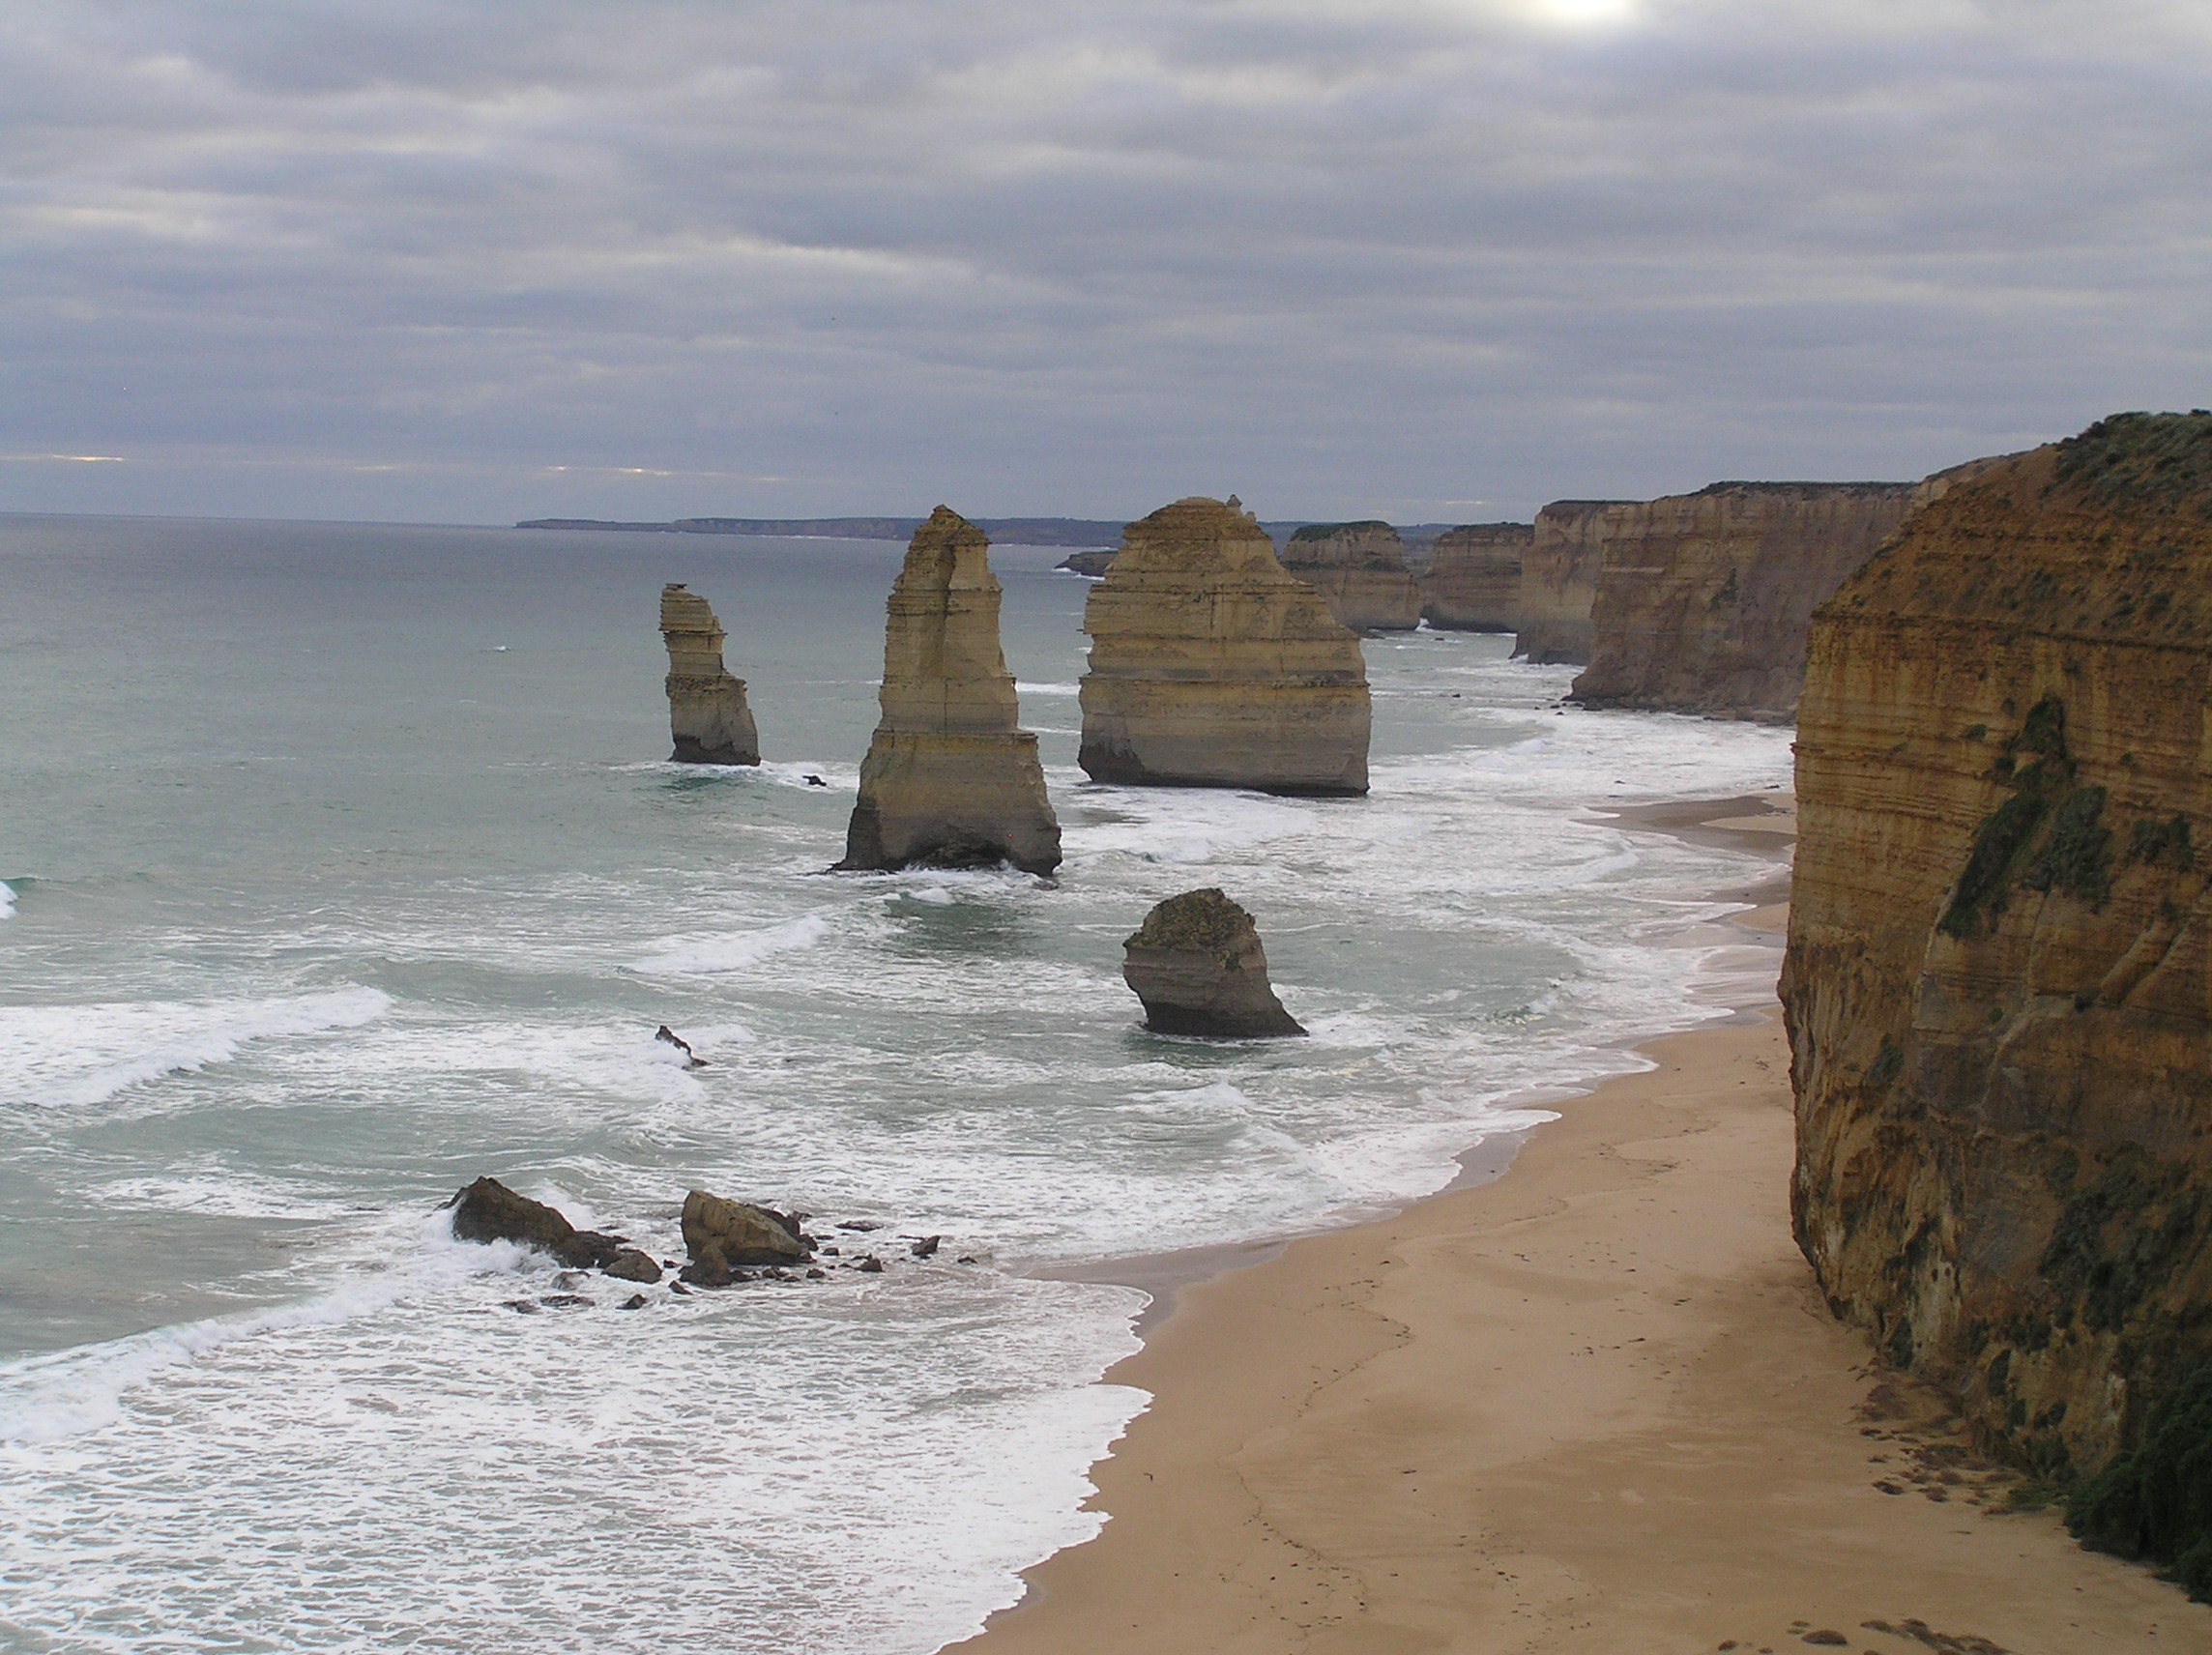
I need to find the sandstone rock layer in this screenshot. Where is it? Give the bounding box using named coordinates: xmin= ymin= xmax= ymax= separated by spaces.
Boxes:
xmin=1421 ymin=522 xmax=1531 ymax=632
xmin=1783 ymin=413 xmax=2212 ymax=1479
xmin=1122 ymin=888 xmax=1304 ymax=1037
xmin=1079 ymin=498 xmax=1371 ymax=796
xmin=1570 ymin=481 xmax=1917 ymax=720
xmin=1513 ymin=501 xmax=1629 ymax=665
xmin=660 ymin=584 xmax=761 ymax=765
xmin=837 ymin=508 xmax=1062 ymax=875
xmin=1277 ymin=521 xmax=1421 ymax=632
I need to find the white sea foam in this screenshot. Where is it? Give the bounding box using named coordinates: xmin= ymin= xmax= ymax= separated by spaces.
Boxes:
xmin=0 ymin=987 xmax=393 ymax=1109
xmin=0 ymin=879 xmax=15 ymax=918
xmin=1014 ymin=681 xmax=1081 ymax=696
xmin=629 ymin=913 xmax=832 ymax=974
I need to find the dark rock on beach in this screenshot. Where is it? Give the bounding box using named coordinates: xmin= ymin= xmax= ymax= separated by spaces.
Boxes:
xmin=447 ymin=1176 xmax=635 ymax=1271
xmin=681 ymin=1188 xmax=810 ymax=1284
xmin=602 ymin=1248 xmax=663 ymax=1284
xmin=1121 ymin=888 xmax=1305 ymax=1038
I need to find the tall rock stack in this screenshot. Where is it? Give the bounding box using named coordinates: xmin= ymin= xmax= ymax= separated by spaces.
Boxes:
xmin=1421 ymin=522 xmax=1532 ymax=632
xmin=1783 ymin=413 xmax=2212 ymax=1480
xmin=1567 ymin=481 xmax=1917 ymax=721
xmin=836 ymin=507 xmax=1062 ymax=875
xmin=1512 ymin=501 xmax=1631 ymax=665
xmin=1078 ymin=497 xmax=1371 ymax=796
xmin=659 ymin=584 xmax=761 ymax=765
xmin=1275 ymin=521 xmax=1422 ymax=632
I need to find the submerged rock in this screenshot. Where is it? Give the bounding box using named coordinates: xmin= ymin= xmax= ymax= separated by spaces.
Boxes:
xmin=1121 ymin=887 xmax=1304 ymax=1037
xmin=836 ymin=507 xmax=1062 ymax=875
xmin=1079 ymin=497 xmax=1371 ymax=795
xmin=1421 ymin=522 xmax=1532 ymax=632
xmin=1277 ymin=521 xmax=1421 ymax=632
xmin=681 ymin=1188 xmax=809 ymax=1286
xmin=446 ymin=1176 xmax=634 ymax=1271
xmin=660 ymin=584 xmax=762 ymax=765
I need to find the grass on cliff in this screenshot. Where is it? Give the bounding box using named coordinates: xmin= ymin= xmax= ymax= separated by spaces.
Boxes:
xmin=2069 ymin=1363 xmax=2212 ymax=1599
xmin=2053 ymin=411 xmax=2212 ymax=515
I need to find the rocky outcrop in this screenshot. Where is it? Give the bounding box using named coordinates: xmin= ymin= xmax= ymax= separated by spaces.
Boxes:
xmin=1569 ymin=481 xmax=1918 ymax=720
xmin=447 ymin=1176 xmax=661 ymax=1281
xmin=1058 ymin=548 xmax=1118 ymax=577
xmin=836 ymin=508 xmax=1062 ymax=875
xmin=1122 ymin=888 xmax=1304 ymax=1037
xmin=660 ymin=584 xmax=761 ymax=765
xmin=1421 ymin=523 xmax=1532 ymax=632
xmin=1078 ymin=497 xmax=1371 ymax=796
xmin=681 ymin=1188 xmax=810 ymax=1285
xmin=1513 ymin=501 xmax=1631 ymax=665
xmin=1783 ymin=413 xmax=2212 ymax=1481
xmin=1276 ymin=522 xmax=1422 ymax=632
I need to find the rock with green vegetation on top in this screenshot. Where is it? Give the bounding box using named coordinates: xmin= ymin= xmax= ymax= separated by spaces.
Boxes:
xmin=1121 ymin=887 xmax=1304 ymax=1037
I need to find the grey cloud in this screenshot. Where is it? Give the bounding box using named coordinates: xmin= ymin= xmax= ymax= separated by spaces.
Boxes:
xmin=1 ymin=0 xmax=2207 ymax=524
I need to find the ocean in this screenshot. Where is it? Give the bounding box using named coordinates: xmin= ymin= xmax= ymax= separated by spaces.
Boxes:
xmin=0 ymin=513 xmax=1793 ymax=1653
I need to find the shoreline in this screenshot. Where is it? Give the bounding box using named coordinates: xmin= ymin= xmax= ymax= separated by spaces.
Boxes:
xmin=950 ymin=793 xmax=2206 ymax=1653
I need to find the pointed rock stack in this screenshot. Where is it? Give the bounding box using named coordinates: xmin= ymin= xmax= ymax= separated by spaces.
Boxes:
xmin=1078 ymin=497 xmax=1371 ymax=796
xmin=659 ymin=584 xmax=761 ymax=765
xmin=1421 ymin=522 xmax=1532 ymax=632
xmin=836 ymin=507 xmax=1062 ymax=875
xmin=1121 ymin=888 xmax=1304 ymax=1037
xmin=1276 ymin=521 xmax=1422 ymax=632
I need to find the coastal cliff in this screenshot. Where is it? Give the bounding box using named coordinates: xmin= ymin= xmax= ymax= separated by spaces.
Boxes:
xmin=1420 ymin=522 xmax=1531 ymax=632
xmin=1513 ymin=500 xmax=1628 ymax=665
xmin=837 ymin=508 xmax=1062 ymax=874
xmin=1079 ymin=497 xmax=1371 ymax=796
xmin=1783 ymin=413 xmax=2212 ymax=1479
xmin=1569 ymin=481 xmax=1917 ymax=720
xmin=659 ymin=584 xmax=761 ymax=765
xmin=1276 ymin=521 xmax=1421 ymax=632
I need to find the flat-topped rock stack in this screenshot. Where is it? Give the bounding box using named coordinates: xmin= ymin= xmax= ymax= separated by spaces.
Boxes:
xmin=1421 ymin=522 xmax=1532 ymax=632
xmin=1275 ymin=521 xmax=1421 ymax=632
xmin=1511 ymin=501 xmax=1630 ymax=665
xmin=1121 ymin=888 xmax=1304 ymax=1037
xmin=659 ymin=584 xmax=761 ymax=765
xmin=1568 ymin=481 xmax=1918 ymax=721
xmin=1078 ymin=497 xmax=1371 ymax=796
xmin=836 ymin=507 xmax=1062 ymax=875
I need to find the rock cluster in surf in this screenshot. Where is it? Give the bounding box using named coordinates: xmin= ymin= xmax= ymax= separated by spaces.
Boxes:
xmin=1078 ymin=496 xmax=1371 ymax=796
xmin=1276 ymin=521 xmax=1422 ymax=632
xmin=447 ymin=1176 xmax=663 ymax=1282
xmin=1421 ymin=522 xmax=1531 ymax=633
xmin=659 ymin=584 xmax=762 ymax=766
xmin=1122 ymin=887 xmax=1305 ymax=1037
xmin=837 ymin=507 xmax=1062 ymax=876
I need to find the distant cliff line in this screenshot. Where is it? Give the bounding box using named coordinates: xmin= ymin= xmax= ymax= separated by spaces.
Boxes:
xmin=515 ymin=514 xmax=1463 ymax=555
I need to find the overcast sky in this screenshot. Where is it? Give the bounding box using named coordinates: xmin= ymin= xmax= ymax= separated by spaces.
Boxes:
xmin=2 ymin=0 xmax=2207 ymax=525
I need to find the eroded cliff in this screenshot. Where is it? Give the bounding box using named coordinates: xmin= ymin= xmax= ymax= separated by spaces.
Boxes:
xmin=837 ymin=507 xmax=1062 ymax=874
xmin=1569 ymin=481 xmax=1916 ymax=720
xmin=1421 ymin=522 xmax=1531 ymax=632
xmin=1079 ymin=497 xmax=1371 ymax=796
xmin=660 ymin=584 xmax=761 ymax=765
xmin=1784 ymin=413 xmax=2212 ymax=1479
xmin=1513 ymin=501 xmax=1628 ymax=665
xmin=1276 ymin=521 xmax=1421 ymax=632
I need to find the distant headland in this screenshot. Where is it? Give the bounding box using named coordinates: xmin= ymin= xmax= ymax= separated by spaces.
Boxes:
xmin=514 ymin=513 xmax=1461 ymax=555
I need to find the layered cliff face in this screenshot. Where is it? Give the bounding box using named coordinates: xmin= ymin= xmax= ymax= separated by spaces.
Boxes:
xmin=1079 ymin=497 xmax=1371 ymax=796
xmin=1513 ymin=501 xmax=1629 ymax=665
xmin=1569 ymin=481 xmax=1917 ymax=720
xmin=1421 ymin=522 xmax=1531 ymax=632
xmin=659 ymin=584 xmax=761 ymax=765
xmin=1784 ymin=414 xmax=2212 ymax=1479
xmin=1276 ymin=521 xmax=1421 ymax=632
xmin=837 ymin=507 xmax=1062 ymax=875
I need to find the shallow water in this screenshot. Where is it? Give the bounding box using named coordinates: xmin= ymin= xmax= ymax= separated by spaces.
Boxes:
xmin=0 ymin=514 xmax=1792 ymax=1652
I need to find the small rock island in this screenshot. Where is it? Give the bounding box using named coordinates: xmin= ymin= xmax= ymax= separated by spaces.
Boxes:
xmin=1122 ymin=887 xmax=1305 ymax=1037
xmin=837 ymin=507 xmax=1062 ymax=875
xmin=1078 ymin=496 xmax=1371 ymax=795
xmin=659 ymin=583 xmax=761 ymax=765
xmin=1276 ymin=521 xmax=1422 ymax=632
xmin=1421 ymin=522 xmax=1531 ymax=633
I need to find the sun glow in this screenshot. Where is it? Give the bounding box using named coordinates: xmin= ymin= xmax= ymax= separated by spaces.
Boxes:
xmin=1521 ymin=0 xmax=1640 ymax=29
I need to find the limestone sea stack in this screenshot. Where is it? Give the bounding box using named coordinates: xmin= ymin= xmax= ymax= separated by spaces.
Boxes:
xmin=1275 ymin=521 xmax=1422 ymax=632
xmin=1511 ymin=500 xmax=1632 ymax=665
xmin=1122 ymin=888 xmax=1304 ymax=1037
xmin=659 ymin=584 xmax=761 ymax=765
xmin=1078 ymin=497 xmax=1371 ymax=795
xmin=1567 ymin=481 xmax=1918 ymax=721
xmin=1784 ymin=412 xmax=2212 ymax=1480
xmin=1421 ymin=522 xmax=1532 ymax=632
xmin=836 ymin=507 xmax=1062 ymax=875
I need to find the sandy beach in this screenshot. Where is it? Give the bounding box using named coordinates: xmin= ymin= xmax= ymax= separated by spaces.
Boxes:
xmin=952 ymin=802 xmax=2209 ymax=1655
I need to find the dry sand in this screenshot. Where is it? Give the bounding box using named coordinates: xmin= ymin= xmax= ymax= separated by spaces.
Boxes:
xmin=950 ymin=804 xmax=2208 ymax=1655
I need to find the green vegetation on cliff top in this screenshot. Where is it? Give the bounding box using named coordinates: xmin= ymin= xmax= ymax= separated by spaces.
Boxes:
xmin=2054 ymin=411 xmax=2212 ymax=513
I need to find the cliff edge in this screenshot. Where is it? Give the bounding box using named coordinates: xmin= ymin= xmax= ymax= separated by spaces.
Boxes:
xmin=1513 ymin=501 xmax=1628 ymax=665
xmin=1784 ymin=412 xmax=2212 ymax=1480
xmin=1421 ymin=522 xmax=1530 ymax=633
xmin=1276 ymin=521 xmax=1421 ymax=632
